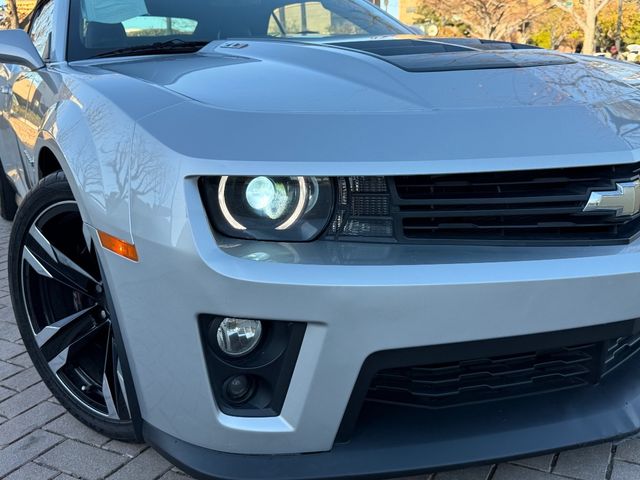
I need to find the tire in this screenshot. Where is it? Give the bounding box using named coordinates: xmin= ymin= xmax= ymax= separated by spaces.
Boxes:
xmin=0 ymin=169 xmax=18 ymax=221
xmin=9 ymin=172 xmax=136 ymax=441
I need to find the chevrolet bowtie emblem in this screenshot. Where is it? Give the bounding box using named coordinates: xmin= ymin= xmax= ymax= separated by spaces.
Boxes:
xmin=584 ymin=180 xmax=640 ymax=217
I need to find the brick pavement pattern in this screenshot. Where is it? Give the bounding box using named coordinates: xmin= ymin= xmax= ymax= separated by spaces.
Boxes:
xmin=0 ymin=216 xmax=638 ymax=480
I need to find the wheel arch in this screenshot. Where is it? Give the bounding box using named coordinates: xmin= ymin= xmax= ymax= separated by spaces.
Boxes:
xmin=33 ymin=135 xmax=94 ymax=227
xmin=34 ymin=98 xmax=135 ymax=246
xmin=37 ymin=145 xmax=63 ymax=180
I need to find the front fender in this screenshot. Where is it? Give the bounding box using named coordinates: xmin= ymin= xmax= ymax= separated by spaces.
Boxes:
xmin=36 ymin=95 xmax=134 ymax=245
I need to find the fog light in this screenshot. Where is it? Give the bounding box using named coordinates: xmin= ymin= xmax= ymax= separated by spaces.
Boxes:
xmin=216 ymin=318 xmax=263 ymax=357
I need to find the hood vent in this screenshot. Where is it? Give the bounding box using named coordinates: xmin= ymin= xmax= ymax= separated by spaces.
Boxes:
xmin=328 ymin=38 xmax=575 ymax=73
xmin=329 ymin=39 xmax=471 ymax=56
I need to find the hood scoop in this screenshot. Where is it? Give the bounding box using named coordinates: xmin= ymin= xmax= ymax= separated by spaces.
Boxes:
xmin=328 ymin=39 xmax=576 ymax=72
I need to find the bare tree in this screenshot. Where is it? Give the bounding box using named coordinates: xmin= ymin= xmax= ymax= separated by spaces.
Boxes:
xmin=614 ymin=0 xmax=623 ymax=53
xmin=419 ymin=0 xmax=551 ymax=41
xmin=5 ymin=0 xmax=19 ymax=29
xmin=552 ymin=0 xmax=614 ymax=54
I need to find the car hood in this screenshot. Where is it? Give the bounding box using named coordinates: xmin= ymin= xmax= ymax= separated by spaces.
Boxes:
xmin=94 ymin=37 xmax=640 ymax=164
xmin=98 ymin=38 xmax=640 ymax=114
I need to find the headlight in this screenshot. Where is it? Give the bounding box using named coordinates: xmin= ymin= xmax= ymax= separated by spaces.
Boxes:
xmin=202 ymin=176 xmax=334 ymax=241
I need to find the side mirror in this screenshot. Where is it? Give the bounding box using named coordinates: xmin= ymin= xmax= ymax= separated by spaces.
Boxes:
xmin=0 ymin=30 xmax=45 ymax=70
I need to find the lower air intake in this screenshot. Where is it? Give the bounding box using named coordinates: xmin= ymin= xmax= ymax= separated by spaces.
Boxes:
xmin=367 ymin=332 xmax=640 ymax=410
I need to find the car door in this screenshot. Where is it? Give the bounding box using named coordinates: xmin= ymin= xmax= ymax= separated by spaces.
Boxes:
xmin=18 ymin=0 xmax=57 ymax=190
xmin=0 ymin=0 xmax=54 ymax=198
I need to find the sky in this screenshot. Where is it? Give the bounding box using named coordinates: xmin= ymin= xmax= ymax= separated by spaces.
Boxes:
xmin=382 ymin=0 xmax=400 ymax=17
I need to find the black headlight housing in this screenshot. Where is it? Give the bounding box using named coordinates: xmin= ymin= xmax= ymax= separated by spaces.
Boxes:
xmin=200 ymin=176 xmax=335 ymax=242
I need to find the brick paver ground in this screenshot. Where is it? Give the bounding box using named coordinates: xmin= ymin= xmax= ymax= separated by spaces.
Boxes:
xmin=0 ymin=217 xmax=639 ymax=480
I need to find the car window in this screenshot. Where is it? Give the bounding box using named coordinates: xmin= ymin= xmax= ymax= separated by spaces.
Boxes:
xmin=122 ymin=16 xmax=198 ymax=37
xmin=30 ymin=0 xmax=55 ymax=59
xmin=268 ymin=2 xmax=366 ymax=37
xmin=68 ymin=0 xmax=408 ymax=61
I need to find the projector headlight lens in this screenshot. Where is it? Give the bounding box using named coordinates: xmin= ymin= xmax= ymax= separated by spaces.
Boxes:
xmin=207 ymin=176 xmax=334 ymax=241
xmin=245 ymin=176 xmax=289 ymax=219
xmin=216 ymin=318 xmax=263 ymax=357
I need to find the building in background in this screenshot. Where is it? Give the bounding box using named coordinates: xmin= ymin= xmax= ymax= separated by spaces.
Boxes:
xmin=368 ymin=0 xmax=420 ymax=26
xmin=397 ymin=0 xmax=420 ymax=24
xmin=16 ymin=0 xmax=36 ymax=19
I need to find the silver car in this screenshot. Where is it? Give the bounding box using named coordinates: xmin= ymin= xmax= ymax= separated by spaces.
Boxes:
xmin=2 ymin=0 xmax=640 ymax=478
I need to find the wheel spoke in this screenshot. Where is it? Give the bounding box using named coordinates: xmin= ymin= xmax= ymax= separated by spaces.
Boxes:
xmin=24 ymin=225 xmax=100 ymax=297
xmin=101 ymin=373 xmax=119 ymax=419
xmin=101 ymin=326 xmax=130 ymax=420
xmin=35 ymin=305 xmax=99 ymax=349
xmin=44 ymin=318 xmax=106 ymax=370
xmin=48 ymin=348 xmax=69 ymax=373
xmin=28 ymin=224 xmax=57 ymax=261
xmin=116 ymin=359 xmax=131 ymax=416
xmin=23 ymin=247 xmax=53 ymax=279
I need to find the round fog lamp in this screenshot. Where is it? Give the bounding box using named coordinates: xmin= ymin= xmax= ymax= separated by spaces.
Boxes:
xmin=216 ymin=318 xmax=263 ymax=357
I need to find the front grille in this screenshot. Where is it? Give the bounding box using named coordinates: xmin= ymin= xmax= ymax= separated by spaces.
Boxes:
xmin=394 ymin=163 xmax=640 ymax=245
xmin=366 ymin=332 xmax=640 ymax=410
xmin=324 ymin=163 xmax=640 ymax=246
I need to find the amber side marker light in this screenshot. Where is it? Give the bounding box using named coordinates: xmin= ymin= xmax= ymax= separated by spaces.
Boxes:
xmin=98 ymin=230 xmax=139 ymax=262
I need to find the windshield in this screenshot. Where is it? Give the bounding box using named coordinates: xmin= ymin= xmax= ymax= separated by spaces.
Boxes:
xmin=67 ymin=0 xmax=409 ymax=61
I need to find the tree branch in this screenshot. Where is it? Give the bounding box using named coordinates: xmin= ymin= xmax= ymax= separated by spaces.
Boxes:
xmin=551 ymin=0 xmax=588 ymax=31
xmin=596 ymin=0 xmax=613 ymax=14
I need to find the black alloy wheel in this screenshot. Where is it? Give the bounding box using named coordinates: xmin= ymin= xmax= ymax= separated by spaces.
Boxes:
xmin=9 ymin=172 xmax=136 ymax=440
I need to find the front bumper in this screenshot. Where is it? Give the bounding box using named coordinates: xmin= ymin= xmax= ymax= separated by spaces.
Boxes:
xmin=144 ymin=330 xmax=640 ymax=480
xmin=97 ymin=179 xmax=640 ymax=478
